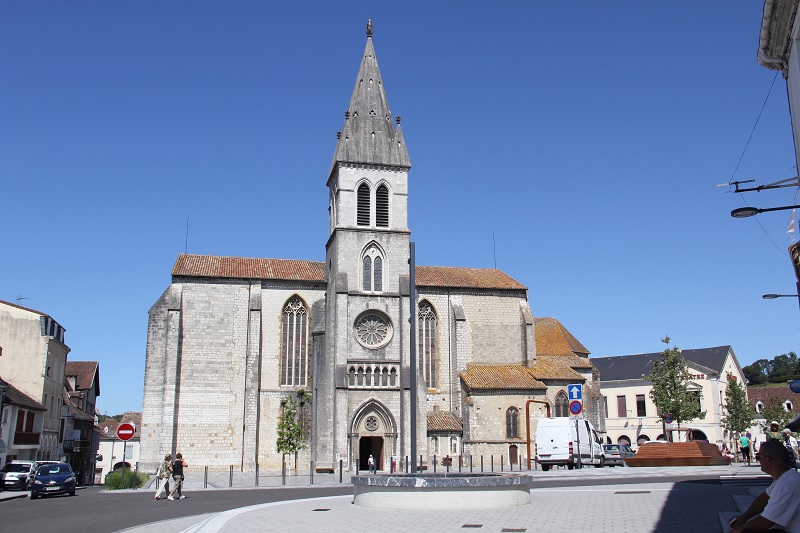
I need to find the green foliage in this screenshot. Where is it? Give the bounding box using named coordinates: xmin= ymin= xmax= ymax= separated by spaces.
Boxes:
xmin=104 ymin=469 xmax=147 ymax=490
xmin=721 ymin=373 xmax=753 ymax=434
xmin=276 ymin=397 xmax=303 ymax=455
xmin=742 ymin=352 xmax=800 ymax=384
xmin=758 ymin=397 xmax=793 ymax=432
xmin=647 ymin=337 xmax=706 ymax=436
xmin=97 ymin=413 xmax=123 ymax=423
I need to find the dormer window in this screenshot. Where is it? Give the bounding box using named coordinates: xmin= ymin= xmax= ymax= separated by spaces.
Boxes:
xmin=786 ymin=400 xmax=793 ymax=412
xmin=362 ymin=245 xmax=384 ymax=292
xmin=755 ymin=401 xmax=764 ymax=414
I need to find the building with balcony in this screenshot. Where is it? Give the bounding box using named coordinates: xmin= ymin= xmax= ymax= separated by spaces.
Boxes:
xmin=0 ymin=300 xmax=69 ymax=460
xmin=61 ymin=361 xmax=100 ymax=484
xmin=0 ymin=378 xmax=47 ymax=464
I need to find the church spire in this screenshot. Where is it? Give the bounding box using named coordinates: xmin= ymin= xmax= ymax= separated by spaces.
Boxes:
xmin=332 ymin=21 xmax=410 ymax=169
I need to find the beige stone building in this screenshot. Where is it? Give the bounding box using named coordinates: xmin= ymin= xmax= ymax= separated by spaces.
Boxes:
xmin=140 ymin=24 xmax=601 ymax=473
xmin=592 ymin=346 xmax=747 ymax=448
xmin=0 ymin=300 xmax=69 ymax=460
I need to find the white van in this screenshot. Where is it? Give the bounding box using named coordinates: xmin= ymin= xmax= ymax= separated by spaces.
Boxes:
xmin=534 ymin=416 xmax=605 ymax=470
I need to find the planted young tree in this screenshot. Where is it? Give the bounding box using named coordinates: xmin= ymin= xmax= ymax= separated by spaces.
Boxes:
xmin=647 ymin=337 xmax=706 ymax=441
xmin=721 ymin=373 xmax=753 ymax=457
xmin=759 ymin=397 xmax=792 ymax=432
xmin=276 ymin=389 xmax=312 ymax=474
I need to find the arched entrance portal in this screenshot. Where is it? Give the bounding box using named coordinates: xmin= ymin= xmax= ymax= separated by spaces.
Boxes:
xmin=360 ymin=436 xmax=384 ymax=471
xmin=351 ymin=400 xmax=397 ymax=473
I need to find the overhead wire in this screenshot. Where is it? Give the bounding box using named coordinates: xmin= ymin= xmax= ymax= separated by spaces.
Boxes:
xmin=730 ymin=70 xmax=790 ymax=258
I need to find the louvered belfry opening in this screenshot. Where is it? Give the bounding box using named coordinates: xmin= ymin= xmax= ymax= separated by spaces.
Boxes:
xmin=357 ymin=183 xmax=371 ymax=226
xmin=375 ymin=184 xmax=389 ymax=227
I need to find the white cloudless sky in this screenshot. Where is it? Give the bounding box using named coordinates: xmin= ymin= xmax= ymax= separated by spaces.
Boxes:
xmin=2 ymin=2 xmax=799 ymax=415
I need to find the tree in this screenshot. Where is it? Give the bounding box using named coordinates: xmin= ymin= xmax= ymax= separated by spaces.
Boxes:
xmin=742 ymin=359 xmax=770 ymax=386
xmin=276 ymin=389 xmax=312 ymax=474
xmin=720 ymin=373 xmax=753 ymax=454
xmin=647 ymin=337 xmax=706 ymax=440
xmin=758 ymin=397 xmax=792 ymax=432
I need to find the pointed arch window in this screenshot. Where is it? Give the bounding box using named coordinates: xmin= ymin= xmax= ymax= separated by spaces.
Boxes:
xmin=362 ymin=245 xmax=384 ymax=292
xmin=357 ymin=183 xmax=370 ymax=226
xmin=555 ymin=391 xmax=569 ymax=417
xmin=376 ymin=184 xmax=389 ymax=227
xmin=418 ymin=302 xmax=437 ymax=389
xmin=281 ymin=297 xmax=308 ymax=386
xmin=506 ymin=407 xmax=519 ymax=438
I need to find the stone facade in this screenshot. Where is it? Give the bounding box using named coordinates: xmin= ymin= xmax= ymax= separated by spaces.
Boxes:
xmin=140 ymin=25 xmax=601 ymax=473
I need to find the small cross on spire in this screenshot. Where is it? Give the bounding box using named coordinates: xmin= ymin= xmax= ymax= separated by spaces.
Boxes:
xmin=366 ymin=19 xmax=373 ymax=37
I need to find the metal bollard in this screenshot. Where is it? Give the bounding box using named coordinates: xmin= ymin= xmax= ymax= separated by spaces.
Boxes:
xmin=204 ymin=466 xmax=208 ymax=489
xmin=501 ymin=455 xmax=504 ymax=472
xmin=470 ymin=454 xmax=473 ymax=473
xmin=433 ymin=455 xmax=437 ymax=474
xmin=229 ymin=465 xmax=233 ymax=488
xmin=133 ymin=465 xmax=138 ymax=490
xmin=356 ymin=458 xmax=359 ymax=474
xmin=419 ymin=455 xmax=423 ymax=473
xmin=481 ymin=455 xmax=484 ymax=473
xmin=491 ymin=455 xmax=494 ymax=472
xmin=282 ymin=460 xmax=286 ymax=485
xmin=458 ymin=455 xmax=462 ymax=473
xmin=255 ymin=463 xmax=259 ymax=486
xmin=310 ymin=461 xmax=314 ymax=485
xmin=405 ymin=456 xmax=409 ymax=473
xmin=339 ymin=460 xmax=343 ymax=483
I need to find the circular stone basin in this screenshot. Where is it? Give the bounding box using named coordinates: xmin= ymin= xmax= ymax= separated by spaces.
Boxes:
xmin=352 ymin=473 xmax=532 ymax=510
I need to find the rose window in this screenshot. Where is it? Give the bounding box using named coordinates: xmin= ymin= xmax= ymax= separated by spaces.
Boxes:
xmin=365 ymin=416 xmax=379 ymax=432
xmin=355 ymin=312 xmax=392 ymax=348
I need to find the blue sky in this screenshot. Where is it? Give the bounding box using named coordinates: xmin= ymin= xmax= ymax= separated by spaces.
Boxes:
xmin=2 ymin=2 xmax=798 ymax=415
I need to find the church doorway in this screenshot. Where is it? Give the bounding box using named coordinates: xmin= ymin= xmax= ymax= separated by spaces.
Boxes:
xmin=359 ymin=436 xmax=383 ymax=471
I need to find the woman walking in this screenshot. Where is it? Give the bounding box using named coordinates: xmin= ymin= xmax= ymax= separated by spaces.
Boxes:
xmin=153 ymin=454 xmax=171 ymax=500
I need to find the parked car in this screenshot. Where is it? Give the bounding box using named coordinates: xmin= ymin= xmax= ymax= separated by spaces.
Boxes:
xmin=603 ymin=444 xmax=636 ymax=466
xmin=25 ymin=461 xmax=61 ymax=489
xmin=29 ymin=462 xmax=76 ymax=499
xmin=1 ymin=460 xmax=35 ymax=490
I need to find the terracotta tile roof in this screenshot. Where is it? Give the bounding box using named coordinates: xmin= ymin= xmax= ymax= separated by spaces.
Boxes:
xmin=62 ymin=389 xmax=93 ymax=421
xmin=0 ymin=379 xmax=46 ymax=411
xmin=460 ymin=365 xmax=546 ymax=390
xmin=427 ymin=411 xmax=463 ymax=432
xmin=534 ymin=317 xmax=590 ymax=356
xmin=65 ymin=361 xmax=99 ymax=395
xmin=529 ymin=356 xmax=586 ymax=381
xmin=416 ymin=266 xmax=526 ymax=290
xmin=172 ymin=254 xmax=326 ymax=282
xmin=748 ymin=383 xmax=800 ymax=413
xmin=170 ymin=254 xmax=527 ymax=291
xmin=99 ymin=412 xmax=142 ymax=439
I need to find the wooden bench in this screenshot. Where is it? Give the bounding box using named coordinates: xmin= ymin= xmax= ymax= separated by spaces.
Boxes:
xmin=625 ymin=441 xmax=731 ymax=467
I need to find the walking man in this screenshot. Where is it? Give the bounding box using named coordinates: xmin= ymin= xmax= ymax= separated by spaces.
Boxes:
xmin=167 ymin=453 xmax=188 ymax=500
xmin=368 ymin=454 xmax=375 ymax=474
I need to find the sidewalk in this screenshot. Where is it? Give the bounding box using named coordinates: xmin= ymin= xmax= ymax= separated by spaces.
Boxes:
xmin=114 ymin=464 xmax=769 ymax=533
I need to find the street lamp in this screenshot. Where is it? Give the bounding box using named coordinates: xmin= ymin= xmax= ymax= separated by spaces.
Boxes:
xmin=731 ymin=205 xmax=800 ymax=218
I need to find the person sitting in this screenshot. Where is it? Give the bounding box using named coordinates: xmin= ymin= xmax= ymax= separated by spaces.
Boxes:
xmin=728 ymin=439 xmax=800 ymax=532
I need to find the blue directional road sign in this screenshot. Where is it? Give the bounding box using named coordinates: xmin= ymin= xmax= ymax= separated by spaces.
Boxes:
xmin=568 ymin=384 xmax=582 ymax=401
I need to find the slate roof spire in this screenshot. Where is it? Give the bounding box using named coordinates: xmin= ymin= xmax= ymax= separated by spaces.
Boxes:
xmin=332 ymin=20 xmax=411 ymax=168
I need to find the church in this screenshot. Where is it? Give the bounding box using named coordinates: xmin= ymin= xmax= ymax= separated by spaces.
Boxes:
xmin=140 ymin=21 xmax=603 ymax=473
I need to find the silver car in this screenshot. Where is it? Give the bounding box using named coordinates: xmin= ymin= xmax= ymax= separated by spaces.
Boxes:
xmin=603 ymin=444 xmax=636 ymax=466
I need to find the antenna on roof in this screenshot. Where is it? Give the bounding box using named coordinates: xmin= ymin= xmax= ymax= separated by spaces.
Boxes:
xmin=15 ymin=295 xmax=28 ymax=305
xmin=493 ymin=232 xmax=497 ymax=269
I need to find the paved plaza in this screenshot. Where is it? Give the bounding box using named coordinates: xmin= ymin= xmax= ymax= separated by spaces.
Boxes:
xmin=0 ymin=464 xmax=771 ymax=532
xmin=125 ymin=464 xmax=765 ymax=533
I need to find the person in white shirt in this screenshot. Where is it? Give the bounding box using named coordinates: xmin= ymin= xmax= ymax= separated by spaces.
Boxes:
xmin=729 ymin=439 xmax=800 ymax=532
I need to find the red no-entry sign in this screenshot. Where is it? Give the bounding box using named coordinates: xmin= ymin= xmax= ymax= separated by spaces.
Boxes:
xmin=117 ymin=423 xmax=135 ymax=441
